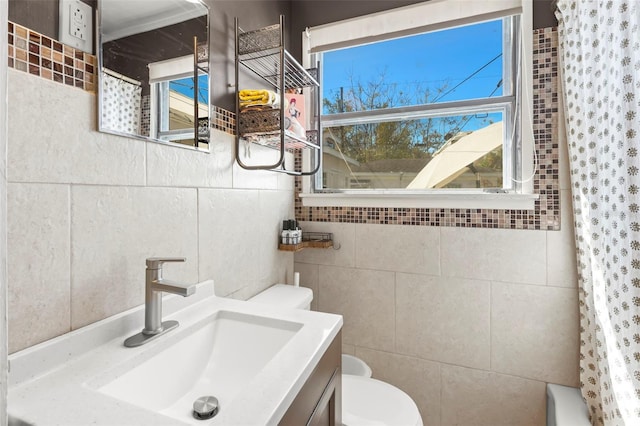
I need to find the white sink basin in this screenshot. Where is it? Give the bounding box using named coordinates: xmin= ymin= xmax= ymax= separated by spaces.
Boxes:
xmin=96 ymin=310 xmax=302 ymax=422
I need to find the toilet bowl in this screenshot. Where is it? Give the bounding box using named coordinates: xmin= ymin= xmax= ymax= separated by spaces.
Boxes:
xmin=343 ymin=375 xmax=422 ymax=426
xmin=249 ymin=283 xmax=423 ymax=426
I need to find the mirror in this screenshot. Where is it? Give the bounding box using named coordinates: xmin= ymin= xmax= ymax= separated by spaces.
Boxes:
xmin=98 ymin=0 xmax=210 ymax=149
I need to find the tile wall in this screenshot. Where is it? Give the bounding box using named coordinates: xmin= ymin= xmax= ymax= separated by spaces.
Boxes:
xmin=6 ymin=64 xmax=295 ymax=352
xmin=4 ymin=4 xmax=304 ymax=392
xmin=294 ymin=28 xmax=579 ymax=426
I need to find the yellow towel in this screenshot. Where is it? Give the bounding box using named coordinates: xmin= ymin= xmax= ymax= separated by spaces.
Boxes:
xmin=239 ymin=89 xmax=271 ymax=101
xmin=239 ymin=89 xmax=279 ymax=109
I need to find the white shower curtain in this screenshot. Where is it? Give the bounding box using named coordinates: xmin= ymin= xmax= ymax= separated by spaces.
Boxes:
xmin=556 ymin=1 xmax=640 ymax=424
xmin=101 ymin=71 xmax=142 ymax=134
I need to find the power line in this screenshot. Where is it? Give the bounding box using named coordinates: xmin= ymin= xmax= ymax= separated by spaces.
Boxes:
xmin=456 ymin=78 xmax=503 ymax=131
xmin=323 ymin=74 xmax=500 ymax=93
xmin=431 ymin=53 xmax=503 ymax=103
xmin=325 ymin=52 xmax=503 ymax=106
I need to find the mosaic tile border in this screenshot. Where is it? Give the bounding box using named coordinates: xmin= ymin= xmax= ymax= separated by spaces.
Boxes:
xmin=294 ymin=27 xmax=561 ymax=231
xmin=8 ymin=21 xmax=96 ymax=91
xmin=211 ymin=105 xmax=236 ymax=135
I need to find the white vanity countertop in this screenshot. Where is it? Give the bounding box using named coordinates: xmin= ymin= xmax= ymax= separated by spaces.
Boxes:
xmin=8 ymin=281 xmax=343 ymax=425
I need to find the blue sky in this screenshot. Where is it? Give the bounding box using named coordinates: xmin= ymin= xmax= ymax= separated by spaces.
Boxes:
xmin=170 ymin=74 xmax=209 ymax=105
xmin=322 ymin=18 xmax=504 ymax=124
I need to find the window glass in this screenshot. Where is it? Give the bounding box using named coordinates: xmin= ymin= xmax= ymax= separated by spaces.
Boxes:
xmin=323 ymin=19 xmax=505 ymax=112
xmin=323 ymin=111 xmax=504 ymax=190
xmin=156 ymin=74 xmax=209 ymax=146
xmin=317 ymin=17 xmax=518 ymax=192
xmin=167 ymin=74 xmax=209 ymax=132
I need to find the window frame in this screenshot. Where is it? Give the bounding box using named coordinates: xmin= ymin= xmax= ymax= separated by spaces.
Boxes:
xmin=148 ymin=55 xmax=209 ymax=145
xmin=300 ymin=0 xmax=535 ymax=209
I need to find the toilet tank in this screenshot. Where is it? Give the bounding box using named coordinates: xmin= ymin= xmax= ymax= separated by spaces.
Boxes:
xmin=546 ymin=384 xmax=590 ymax=426
xmin=248 ymin=284 xmax=313 ymax=310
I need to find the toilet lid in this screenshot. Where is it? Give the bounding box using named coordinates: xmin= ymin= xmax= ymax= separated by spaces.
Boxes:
xmin=342 ymin=375 xmax=422 ymax=426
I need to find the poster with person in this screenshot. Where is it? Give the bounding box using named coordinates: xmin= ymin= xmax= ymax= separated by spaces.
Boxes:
xmin=285 ymin=93 xmax=306 ymax=140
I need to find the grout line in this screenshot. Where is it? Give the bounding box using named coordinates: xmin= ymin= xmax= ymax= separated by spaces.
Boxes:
xmin=67 ymin=184 xmax=73 ymax=332
xmin=439 ymin=360 xmax=443 ymax=424
xmin=393 ymin=271 xmax=397 ymax=353
xmin=489 ymin=280 xmax=493 ymax=371
xmin=196 ymin=187 xmax=201 ymax=283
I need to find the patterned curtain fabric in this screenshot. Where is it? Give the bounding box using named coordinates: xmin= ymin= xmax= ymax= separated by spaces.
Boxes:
xmin=556 ymin=1 xmax=640 ymax=424
xmin=101 ymin=71 xmax=142 ymax=134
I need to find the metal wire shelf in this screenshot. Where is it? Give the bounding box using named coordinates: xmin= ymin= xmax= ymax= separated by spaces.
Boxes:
xmin=240 ymin=130 xmax=319 ymax=151
xmin=239 ymin=48 xmax=319 ymax=89
xmin=278 ymin=231 xmax=334 ymax=252
xmin=237 ymin=20 xmax=318 ymax=89
xmin=234 ymin=15 xmax=322 ymax=176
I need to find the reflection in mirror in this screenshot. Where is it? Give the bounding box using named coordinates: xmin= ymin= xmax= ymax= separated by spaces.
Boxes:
xmin=98 ymin=0 xmax=210 ymax=149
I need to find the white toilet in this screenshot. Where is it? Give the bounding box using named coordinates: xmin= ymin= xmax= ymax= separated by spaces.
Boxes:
xmin=249 ymin=284 xmax=423 ymax=426
xmin=342 ymin=353 xmax=372 ymax=377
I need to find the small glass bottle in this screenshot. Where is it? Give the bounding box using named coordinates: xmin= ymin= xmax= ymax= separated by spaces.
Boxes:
xmin=281 ymin=220 xmax=290 ymax=244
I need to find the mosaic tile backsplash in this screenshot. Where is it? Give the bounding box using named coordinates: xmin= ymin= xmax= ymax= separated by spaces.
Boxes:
xmin=8 ymin=21 xmax=96 ymax=91
xmin=295 ymin=27 xmax=561 ymax=231
xmin=7 ymin=21 xmax=559 ymax=230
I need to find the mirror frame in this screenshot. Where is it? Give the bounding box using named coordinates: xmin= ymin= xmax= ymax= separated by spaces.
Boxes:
xmin=96 ymin=0 xmax=211 ymax=152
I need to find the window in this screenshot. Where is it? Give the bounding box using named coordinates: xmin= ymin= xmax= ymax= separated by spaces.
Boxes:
xmin=155 ymin=74 xmax=209 ymax=146
xmin=302 ymin=0 xmax=534 ymax=208
xmin=149 ymin=55 xmax=209 ymax=147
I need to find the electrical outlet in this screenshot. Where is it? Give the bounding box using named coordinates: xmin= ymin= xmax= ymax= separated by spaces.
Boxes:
xmin=59 ymin=0 xmax=93 ymax=53
xmin=70 ymin=4 xmax=87 ymax=40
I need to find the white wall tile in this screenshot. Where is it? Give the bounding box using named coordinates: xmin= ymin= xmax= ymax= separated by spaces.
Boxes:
xmin=255 ymin=189 xmax=295 ymax=292
xmin=7 ymin=70 xmax=145 ymax=186
xmin=547 ymin=189 xmax=578 ymax=287
xmin=70 ymin=186 xmax=199 ymax=329
xmin=441 ymin=365 xmax=546 ymax=426
xmin=318 ymin=265 xmax=395 ymax=351
xmin=198 ymin=188 xmax=293 ymax=300
xmin=441 ymin=227 xmax=547 ymax=285
xmin=277 ymin=162 xmax=295 ymax=191
xmin=355 ymin=224 xmax=440 ymax=275
xmin=294 ymin=221 xmax=356 ymax=267
xmin=355 ymin=347 xmax=441 ymax=426
xmin=491 ymin=282 xmax=580 ymax=386
xmin=232 ymin=143 xmax=283 ymax=190
xmin=342 ymin=343 xmax=355 ymax=356
xmin=7 ymin=183 xmax=71 ymax=353
xmin=198 ymin=188 xmax=262 ymax=297
xmin=146 ymin=130 xmax=234 ymax=189
xmin=396 ymin=273 xmax=491 ymax=369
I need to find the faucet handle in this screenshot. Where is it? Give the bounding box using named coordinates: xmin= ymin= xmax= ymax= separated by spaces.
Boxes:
xmin=146 ymin=257 xmax=186 ymax=269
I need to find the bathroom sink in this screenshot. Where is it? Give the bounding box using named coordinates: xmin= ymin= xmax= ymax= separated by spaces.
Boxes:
xmin=95 ymin=310 xmax=302 ymax=422
xmin=8 ymin=282 xmax=342 ymax=426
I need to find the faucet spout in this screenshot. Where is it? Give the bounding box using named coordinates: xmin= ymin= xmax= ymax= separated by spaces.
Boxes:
xmin=151 ymin=279 xmax=196 ymax=297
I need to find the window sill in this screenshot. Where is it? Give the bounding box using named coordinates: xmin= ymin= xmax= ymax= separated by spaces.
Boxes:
xmin=299 ymin=191 xmax=538 ymax=210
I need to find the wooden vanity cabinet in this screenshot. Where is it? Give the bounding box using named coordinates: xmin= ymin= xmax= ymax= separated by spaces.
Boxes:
xmin=279 ymin=331 xmax=342 ymax=426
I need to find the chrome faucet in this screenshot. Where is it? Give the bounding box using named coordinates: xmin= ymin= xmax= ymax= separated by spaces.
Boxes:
xmin=124 ymin=257 xmax=196 ymax=348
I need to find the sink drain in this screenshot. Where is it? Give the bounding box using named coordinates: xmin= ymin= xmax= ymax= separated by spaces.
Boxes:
xmin=193 ymin=395 xmax=219 ymax=420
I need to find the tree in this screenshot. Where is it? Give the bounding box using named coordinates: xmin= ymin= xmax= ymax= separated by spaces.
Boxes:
xmin=323 ymin=69 xmax=470 ymax=163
